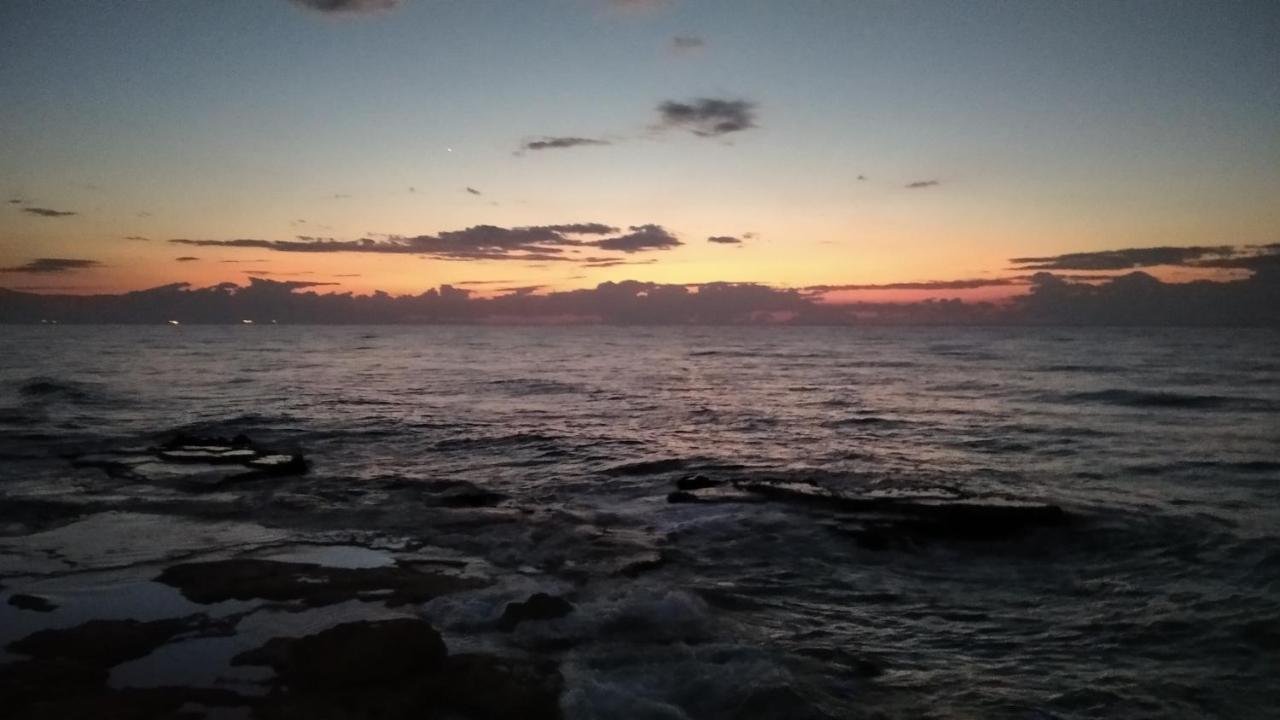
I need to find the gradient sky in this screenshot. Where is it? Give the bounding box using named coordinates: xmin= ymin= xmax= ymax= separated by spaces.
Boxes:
xmin=2 ymin=0 xmax=1277 ymax=298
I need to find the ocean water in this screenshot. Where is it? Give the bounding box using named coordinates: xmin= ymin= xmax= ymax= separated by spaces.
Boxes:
xmin=1 ymin=325 xmax=1278 ymax=718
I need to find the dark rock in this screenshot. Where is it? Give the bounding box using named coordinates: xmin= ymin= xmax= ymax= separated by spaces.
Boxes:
xmin=0 ymin=658 xmax=107 ymax=707
xmin=238 ymin=619 xmax=564 ymax=720
xmin=676 ymin=474 xmax=724 ymax=491
xmin=667 ymin=490 xmax=700 ymax=503
xmin=499 ymin=593 xmax=574 ymax=631
xmin=731 ymin=685 xmax=836 ymax=720
xmin=233 ymin=619 xmax=447 ymax=689
xmin=732 ymin=479 xmax=1070 ymax=545
xmin=7 ymin=594 xmax=57 ymax=612
xmin=7 ymin=616 xmax=205 ymax=668
xmin=428 ymin=653 xmax=563 ymax=720
xmin=0 ymin=657 xmax=245 ymax=720
xmin=433 ymin=483 xmax=507 ymax=508
xmin=156 ymin=558 xmax=486 ymax=607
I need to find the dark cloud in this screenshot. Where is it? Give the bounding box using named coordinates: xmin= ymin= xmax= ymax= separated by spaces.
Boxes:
xmin=805 ymin=278 xmax=1023 ymax=292
xmin=3 ymin=268 xmax=1276 ymax=326
xmin=590 ymin=224 xmax=682 ymax=253
xmin=496 ymin=285 xmax=545 ymax=296
xmin=466 ymin=187 xmax=482 ymax=195
xmin=1010 ymin=246 xmax=1236 ymax=271
xmin=1 ymin=258 xmax=101 ymax=274
xmin=8 ymin=199 xmax=24 ymax=205
xmin=708 ymin=235 xmax=742 ymax=245
xmin=288 ymin=0 xmax=399 ymax=13
xmin=171 ymin=222 xmax=678 ymax=262
xmin=543 ymin=223 xmax=619 ymax=235
xmin=672 ymin=36 xmax=705 ymax=51
xmin=657 ymin=98 xmax=757 ymax=137
xmin=175 ymin=256 xmax=200 ymax=262
xmin=905 ymin=180 xmax=939 ymax=189
xmin=22 ymin=207 xmax=77 ymax=218
xmin=519 ymin=136 xmax=611 ymax=152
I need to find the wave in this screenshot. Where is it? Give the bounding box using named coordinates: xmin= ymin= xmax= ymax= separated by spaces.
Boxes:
xmin=1061 ymin=389 xmax=1275 ymax=411
xmin=15 ymin=376 xmax=104 ymax=404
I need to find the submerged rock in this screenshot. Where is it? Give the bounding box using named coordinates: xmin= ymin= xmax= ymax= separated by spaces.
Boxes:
xmin=7 ymin=616 xmax=209 ymax=668
xmin=233 ymin=619 xmax=447 ymax=689
xmin=7 ymin=594 xmax=57 ymax=612
xmin=671 ymin=477 xmax=1071 ymax=547
xmin=156 ymin=557 xmax=487 ymax=607
xmin=237 ymin=618 xmax=563 ymax=720
xmin=676 ymin=474 xmax=724 ymax=491
xmin=499 ymin=593 xmax=575 ymax=631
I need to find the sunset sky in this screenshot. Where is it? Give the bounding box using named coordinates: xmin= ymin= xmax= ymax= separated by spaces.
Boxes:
xmin=1 ymin=0 xmax=1277 ymax=301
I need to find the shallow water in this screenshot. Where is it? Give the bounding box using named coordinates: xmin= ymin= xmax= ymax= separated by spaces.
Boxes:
xmin=1 ymin=325 xmax=1278 ymax=718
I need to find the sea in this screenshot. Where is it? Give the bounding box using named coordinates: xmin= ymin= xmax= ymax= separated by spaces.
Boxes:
xmin=1 ymin=325 xmax=1278 ymax=719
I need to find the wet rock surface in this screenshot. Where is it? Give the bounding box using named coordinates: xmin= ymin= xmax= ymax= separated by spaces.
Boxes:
xmin=235 ymin=619 xmax=563 ymax=720
xmin=71 ymin=432 xmax=309 ymax=489
xmin=7 ymin=615 xmax=216 ymax=667
xmin=156 ymin=557 xmax=488 ymax=607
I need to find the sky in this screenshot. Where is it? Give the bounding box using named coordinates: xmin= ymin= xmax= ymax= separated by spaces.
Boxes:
xmin=1 ymin=0 xmax=1278 ymax=309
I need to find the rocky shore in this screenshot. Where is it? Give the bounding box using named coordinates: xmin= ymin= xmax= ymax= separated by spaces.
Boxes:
xmin=0 ymin=431 xmax=1074 ymax=719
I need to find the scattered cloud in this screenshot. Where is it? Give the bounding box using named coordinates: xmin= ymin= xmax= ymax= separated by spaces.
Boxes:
xmin=591 ymin=224 xmax=682 ymax=253
xmin=8 ymin=199 xmax=25 ymax=205
xmin=288 ymin=0 xmax=400 ymax=13
xmin=519 ymin=136 xmax=611 ymax=153
xmin=170 ymin=222 xmax=678 ymax=263
xmin=905 ymin=180 xmax=939 ymax=189
xmin=125 ymin=235 xmax=150 ymax=241
xmin=657 ymin=98 xmax=757 ymax=137
xmin=1010 ymin=246 xmax=1236 ymax=271
xmin=22 ymin=207 xmax=77 ymax=218
xmin=175 ymin=256 xmax=200 ymax=262
xmin=466 ymin=186 xmax=482 ymax=195
xmin=1 ymin=258 xmax=101 ymax=274
xmin=708 ymin=235 xmax=742 ymax=245
xmin=542 ymin=223 xmax=618 ymax=235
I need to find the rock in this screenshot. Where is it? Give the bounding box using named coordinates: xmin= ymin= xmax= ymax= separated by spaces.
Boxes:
xmin=233 ymin=619 xmax=447 ymax=689
xmin=237 ymin=619 xmax=564 ymax=720
xmin=0 ymin=658 xmax=107 ymax=707
xmin=433 ymin=483 xmax=507 ymax=508
xmin=676 ymin=474 xmax=723 ymax=491
xmin=731 ymin=685 xmax=836 ymax=720
xmin=680 ymin=478 xmax=1073 ymax=546
xmin=7 ymin=616 xmax=206 ymax=668
xmin=156 ymin=558 xmax=487 ymax=607
xmin=0 ymin=658 xmax=244 ymax=720
xmin=7 ymin=594 xmax=57 ymax=612
xmin=428 ymin=653 xmax=563 ymax=720
xmin=499 ymin=593 xmax=574 ymax=631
